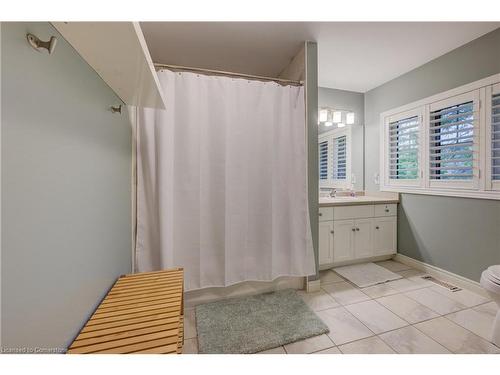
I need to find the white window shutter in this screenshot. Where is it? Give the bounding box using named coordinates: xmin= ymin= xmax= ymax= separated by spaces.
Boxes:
xmin=388 ymin=116 xmax=420 ymax=180
xmin=429 ymin=100 xmax=476 ymax=181
xmin=333 ymin=135 xmax=347 ymax=181
xmin=319 ymin=140 xmax=329 ymax=181
xmin=491 ymin=92 xmax=500 ymax=181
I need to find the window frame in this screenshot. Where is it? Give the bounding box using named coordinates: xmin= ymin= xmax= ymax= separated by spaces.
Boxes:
xmin=318 ymin=126 xmax=352 ymax=190
xmin=486 ymin=83 xmax=500 ymax=192
xmin=427 ymin=90 xmax=480 ymax=191
xmin=379 ymin=73 xmax=500 ymax=200
xmin=383 ymin=107 xmax=424 ymax=188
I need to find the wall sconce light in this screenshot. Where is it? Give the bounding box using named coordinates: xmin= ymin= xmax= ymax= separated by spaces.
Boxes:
xmin=332 ymin=111 xmax=342 ymax=123
xmin=319 ymin=109 xmax=328 ymax=122
xmin=319 ymin=108 xmax=355 ymax=127
xmin=346 ymin=112 xmax=355 ymax=125
xmin=27 ymin=33 xmax=57 ymax=54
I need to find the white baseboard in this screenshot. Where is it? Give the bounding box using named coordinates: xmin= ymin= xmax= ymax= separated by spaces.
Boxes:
xmin=306 ymin=279 xmax=321 ymax=292
xmin=184 ymin=276 xmax=305 ymax=308
xmin=393 ymin=253 xmax=488 ymax=298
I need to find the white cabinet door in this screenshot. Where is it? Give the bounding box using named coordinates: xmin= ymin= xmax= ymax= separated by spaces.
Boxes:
xmin=319 ymin=221 xmax=334 ymax=265
xmin=333 ymin=220 xmax=354 ymax=262
xmin=373 ymin=216 xmax=397 ymax=256
xmin=353 ymin=218 xmax=374 ymax=259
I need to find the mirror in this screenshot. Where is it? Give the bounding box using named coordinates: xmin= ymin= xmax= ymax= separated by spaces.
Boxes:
xmin=318 ymin=87 xmax=364 ymax=194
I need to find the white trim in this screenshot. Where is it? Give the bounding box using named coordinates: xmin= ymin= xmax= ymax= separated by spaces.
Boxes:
xmin=380 ymin=73 xmax=500 ymax=200
xmin=487 ymin=83 xmax=500 ymax=191
xmin=128 ymin=105 xmax=138 ymax=274
xmin=380 ymin=185 xmax=500 ymax=200
xmin=393 ymin=253 xmax=489 ymax=298
xmin=306 ymin=279 xmax=321 ymax=292
xmin=0 ymin=21 xmax=3 ymax=349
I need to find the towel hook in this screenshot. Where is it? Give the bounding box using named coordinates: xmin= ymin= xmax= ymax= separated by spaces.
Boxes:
xmin=27 ymin=33 xmax=57 ymax=54
xmin=110 ymin=105 xmax=122 ymax=114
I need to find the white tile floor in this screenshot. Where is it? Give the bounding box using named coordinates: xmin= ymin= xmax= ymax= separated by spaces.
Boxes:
xmin=182 ymin=260 xmax=500 ymax=354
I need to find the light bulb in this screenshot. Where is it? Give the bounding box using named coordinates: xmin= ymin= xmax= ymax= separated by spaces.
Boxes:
xmin=346 ymin=112 xmax=355 ymax=125
xmin=333 ymin=111 xmax=342 ymax=123
xmin=319 ymin=109 xmax=328 ymax=122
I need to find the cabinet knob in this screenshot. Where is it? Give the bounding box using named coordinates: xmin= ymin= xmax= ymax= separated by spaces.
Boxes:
xmin=319 ymin=212 xmax=322 ymax=216
xmin=351 ymin=228 xmax=356 ymax=232
xmin=330 ymin=230 xmax=334 ymax=234
xmin=385 ymin=209 xmax=389 ymax=212
xmin=375 ymin=226 xmax=379 ymax=229
xmin=356 ymin=227 xmax=360 ymax=231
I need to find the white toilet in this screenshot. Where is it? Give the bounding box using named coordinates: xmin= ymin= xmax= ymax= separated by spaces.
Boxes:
xmin=480 ymin=265 xmax=500 ymax=346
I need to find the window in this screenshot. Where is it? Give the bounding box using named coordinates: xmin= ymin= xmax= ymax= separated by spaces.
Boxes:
xmin=487 ymin=83 xmax=500 ymax=191
xmin=380 ymin=73 xmax=500 ymax=200
xmin=429 ymin=102 xmax=474 ymax=180
xmin=333 ymin=135 xmax=347 ymax=180
xmin=428 ymin=91 xmax=479 ymax=190
xmin=389 ymin=115 xmax=420 ymax=181
xmin=492 ymin=93 xmax=500 ymax=181
xmin=319 ymin=127 xmax=351 ymax=189
xmin=384 ymin=108 xmax=422 ymax=188
xmin=319 ymin=140 xmax=329 ymax=181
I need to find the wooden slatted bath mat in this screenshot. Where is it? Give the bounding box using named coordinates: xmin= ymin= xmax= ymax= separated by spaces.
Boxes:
xmin=67 ymin=268 xmax=184 ymax=354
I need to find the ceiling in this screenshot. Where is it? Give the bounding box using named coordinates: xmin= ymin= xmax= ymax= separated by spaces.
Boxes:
xmin=141 ymin=22 xmax=499 ymax=93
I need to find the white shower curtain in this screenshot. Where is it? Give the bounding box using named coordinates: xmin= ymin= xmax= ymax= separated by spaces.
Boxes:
xmin=136 ymin=70 xmax=315 ymax=291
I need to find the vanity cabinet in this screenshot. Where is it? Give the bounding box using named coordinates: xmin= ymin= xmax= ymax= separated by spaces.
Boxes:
xmin=373 ymin=216 xmax=397 ymax=256
xmin=332 ymin=220 xmax=354 ymax=262
xmin=319 ymin=221 xmax=334 ymax=265
xmin=353 ymin=218 xmax=374 ymax=259
xmin=318 ymin=203 xmax=397 ymax=268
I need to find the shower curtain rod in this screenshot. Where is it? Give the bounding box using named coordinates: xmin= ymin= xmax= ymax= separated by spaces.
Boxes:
xmin=154 ymin=63 xmax=304 ymax=86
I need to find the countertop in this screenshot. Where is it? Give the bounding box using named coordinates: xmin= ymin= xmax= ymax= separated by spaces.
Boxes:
xmin=319 ymin=195 xmax=399 ymax=207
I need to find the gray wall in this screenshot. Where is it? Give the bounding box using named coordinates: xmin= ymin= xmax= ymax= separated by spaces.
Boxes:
xmin=318 ymin=87 xmax=364 ymax=190
xmin=1 ymin=22 xmax=132 ymax=351
xmin=364 ymin=28 xmax=500 ymax=281
xmin=306 ymin=42 xmax=319 ymax=280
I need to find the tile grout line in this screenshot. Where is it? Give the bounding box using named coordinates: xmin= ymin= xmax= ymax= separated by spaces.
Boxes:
xmin=304 ymin=335 xmax=337 ymax=354
xmin=403 ymin=288 xmax=491 ymax=317
xmin=409 ymin=319 xmax=458 ymax=354
xmin=189 ymin=265 xmax=497 ymax=354
xmin=318 ymin=274 xmax=441 ymax=348
xmin=372 ymin=294 xmax=447 ymax=326
xmin=318 ymin=284 xmax=493 ymax=352
xmin=440 ymin=311 xmax=500 ymax=347
xmin=313 ymin=265 xmax=496 ymax=353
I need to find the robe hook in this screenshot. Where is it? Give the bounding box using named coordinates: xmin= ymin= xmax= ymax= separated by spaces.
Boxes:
xmin=27 ymin=33 xmax=57 ymax=54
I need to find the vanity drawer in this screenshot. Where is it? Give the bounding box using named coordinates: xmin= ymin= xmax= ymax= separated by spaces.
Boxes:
xmin=374 ymin=204 xmax=397 ymax=217
xmin=319 ymin=207 xmax=334 ymax=221
xmin=333 ymin=205 xmax=374 ymax=220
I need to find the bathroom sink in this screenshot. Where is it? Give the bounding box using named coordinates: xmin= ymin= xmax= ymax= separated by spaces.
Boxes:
xmin=319 ymin=196 xmax=359 ymax=204
xmin=319 ymin=195 xmax=397 ymax=205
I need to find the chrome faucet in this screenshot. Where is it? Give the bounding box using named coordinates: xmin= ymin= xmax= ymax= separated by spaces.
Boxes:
xmin=329 ymin=188 xmax=337 ymax=198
